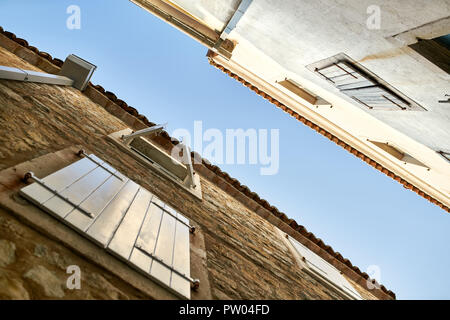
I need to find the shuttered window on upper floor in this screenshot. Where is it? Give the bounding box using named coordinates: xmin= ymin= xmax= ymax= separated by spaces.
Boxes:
xmin=315 ymin=61 xmax=411 ymax=110
xmin=19 ymin=153 xmax=194 ymax=299
xmin=107 ymin=128 xmax=202 ymax=200
xmin=286 ymin=235 xmax=363 ymax=300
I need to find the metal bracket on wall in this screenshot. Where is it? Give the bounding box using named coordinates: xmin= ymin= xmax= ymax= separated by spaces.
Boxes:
xmin=77 ymin=150 xmax=124 ymax=181
xmin=438 ymin=94 xmax=450 ymax=103
xmin=152 ymin=201 xmax=196 ymax=234
xmin=0 ymin=65 xmax=74 ymax=86
xmin=23 ymin=171 xmax=94 ymax=219
xmin=182 ymin=143 xmax=197 ymax=189
xmin=121 ymin=123 xmax=167 ymax=145
xmin=0 ymin=53 xmax=96 ymax=91
xmin=134 ymin=245 xmax=200 ymax=290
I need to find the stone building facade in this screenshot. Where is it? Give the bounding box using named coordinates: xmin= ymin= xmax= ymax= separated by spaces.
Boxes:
xmin=0 ymin=27 xmax=395 ymax=300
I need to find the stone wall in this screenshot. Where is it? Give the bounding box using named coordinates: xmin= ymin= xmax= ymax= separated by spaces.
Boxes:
xmin=0 ymin=45 xmax=380 ymax=300
xmin=0 ymin=207 xmax=147 ymax=300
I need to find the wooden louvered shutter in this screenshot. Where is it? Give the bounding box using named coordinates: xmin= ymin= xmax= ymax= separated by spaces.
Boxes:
xmin=20 ymin=154 xmax=192 ymax=299
xmin=316 ymin=62 xmax=410 ymax=110
xmin=288 ymin=236 xmax=363 ymax=300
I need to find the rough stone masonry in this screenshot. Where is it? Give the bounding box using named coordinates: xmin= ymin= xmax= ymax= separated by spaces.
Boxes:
xmin=0 ymin=36 xmax=385 ymax=300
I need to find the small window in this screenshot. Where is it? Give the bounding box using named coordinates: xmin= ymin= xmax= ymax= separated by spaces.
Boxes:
xmin=315 ymin=61 xmax=411 ymax=110
xmin=19 ymin=153 xmax=198 ymax=299
xmin=277 ymin=79 xmax=331 ymax=107
xmin=283 ymin=233 xmax=362 ymax=300
xmin=369 ymin=140 xmax=428 ymax=168
xmin=107 ymin=126 xmax=202 ymax=199
xmin=409 ymin=34 xmax=450 ymax=74
xmin=308 ymin=53 xmax=425 ymax=111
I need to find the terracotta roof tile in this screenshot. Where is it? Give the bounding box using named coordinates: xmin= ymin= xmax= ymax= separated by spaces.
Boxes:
xmin=0 ymin=27 xmax=398 ymax=299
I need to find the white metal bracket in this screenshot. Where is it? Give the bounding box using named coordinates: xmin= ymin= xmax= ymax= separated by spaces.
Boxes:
xmin=0 ymin=65 xmax=74 ymax=86
xmin=182 ymin=143 xmax=196 ymax=189
xmin=77 ymin=150 xmax=124 ymax=181
xmin=1 ymin=53 xmax=96 ymax=91
xmin=23 ymin=172 xmax=94 ymax=218
xmin=134 ymin=245 xmax=200 ymax=290
xmin=121 ymin=123 xmax=167 ymax=145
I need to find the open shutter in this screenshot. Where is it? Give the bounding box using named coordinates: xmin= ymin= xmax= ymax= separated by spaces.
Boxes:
xmin=20 ymin=153 xmax=193 ymax=299
xmin=315 ymin=62 xmax=410 ymax=110
xmin=316 ymin=62 xmax=376 ymax=90
xmin=288 ymin=236 xmax=363 ymax=300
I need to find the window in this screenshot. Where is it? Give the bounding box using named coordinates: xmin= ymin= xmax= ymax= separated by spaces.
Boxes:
xmin=277 ymin=79 xmax=331 ymax=107
xmin=315 ymin=61 xmax=413 ymax=110
xmin=409 ymin=34 xmax=450 ymax=74
xmin=19 ymin=152 xmax=198 ymax=299
xmin=308 ymin=54 xmax=424 ymax=111
xmin=282 ymin=233 xmax=362 ymax=300
xmin=369 ymin=140 xmax=428 ymax=168
xmin=107 ymin=126 xmax=202 ymax=199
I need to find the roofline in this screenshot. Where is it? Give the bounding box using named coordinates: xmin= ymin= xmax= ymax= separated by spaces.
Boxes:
xmin=128 ymin=0 xmax=235 ymax=58
xmin=0 ymin=26 xmax=396 ymax=299
xmin=127 ymin=0 xmax=450 ymax=213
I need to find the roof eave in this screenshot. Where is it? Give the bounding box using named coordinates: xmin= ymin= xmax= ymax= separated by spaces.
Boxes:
xmin=206 ymin=50 xmax=450 ymax=215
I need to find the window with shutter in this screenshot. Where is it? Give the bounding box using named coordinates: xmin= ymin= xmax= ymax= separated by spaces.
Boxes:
xmin=283 ymin=233 xmax=363 ymax=300
xmin=315 ymin=61 xmax=411 ymax=111
xmin=308 ymin=54 xmax=424 ymax=111
xmin=107 ymin=127 xmax=202 ymax=200
xmin=19 ymin=153 xmax=197 ymax=299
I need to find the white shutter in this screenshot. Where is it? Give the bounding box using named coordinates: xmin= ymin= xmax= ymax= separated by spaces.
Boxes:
xmin=316 ymin=62 xmax=410 ymax=110
xmin=288 ymin=236 xmax=363 ymax=300
xmin=20 ymin=154 xmax=193 ymax=299
xmin=316 ymin=62 xmax=376 ymax=90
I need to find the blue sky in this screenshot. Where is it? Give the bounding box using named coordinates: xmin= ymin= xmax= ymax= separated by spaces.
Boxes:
xmin=1 ymin=0 xmax=449 ymax=299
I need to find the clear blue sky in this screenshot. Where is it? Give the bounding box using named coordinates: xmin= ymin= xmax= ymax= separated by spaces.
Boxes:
xmin=1 ymin=0 xmax=449 ymax=299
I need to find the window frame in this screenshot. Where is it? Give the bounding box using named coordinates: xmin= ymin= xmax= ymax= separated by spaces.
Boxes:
xmin=107 ymin=128 xmax=202 ymax=200
xmin=307 ymin=53 xmax=426 ymax=111
xmin=19 ymin=152 xmax=198 ymax=299
xmin=409 ymin=35 xmax=450 ymax=75
xmin=277 ymin=229 xmax=363 ymax=300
